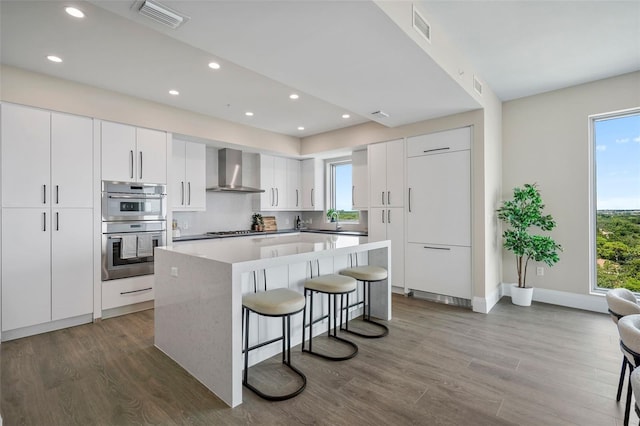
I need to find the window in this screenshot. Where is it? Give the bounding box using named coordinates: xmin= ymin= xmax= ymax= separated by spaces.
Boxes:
xmin=592 ymin=109 xmax=640 ymax=292
xmin=328 ymin=158 xmax=359 ymax=222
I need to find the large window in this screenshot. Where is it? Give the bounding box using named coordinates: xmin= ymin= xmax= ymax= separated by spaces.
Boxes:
xmin=593 ymin=110 xmax=640 ymax=291
xmin=328 ymin=159 xmax=359 ymax=222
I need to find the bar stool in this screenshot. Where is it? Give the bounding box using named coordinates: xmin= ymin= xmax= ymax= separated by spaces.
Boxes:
xmin=631 ymin=368 xmax=640 ymax=426
xmin=339 ymin=254 xmax=389 ymax=338
xmin=242 ymin=271 xmax=307 ymax=401
xmin=617 ymin=314 xmax=640 ymax=426
xmin=606 ymin=288 xmax=640 ymax=403
xmin=302 ymin=261 xmax=358 ymax=361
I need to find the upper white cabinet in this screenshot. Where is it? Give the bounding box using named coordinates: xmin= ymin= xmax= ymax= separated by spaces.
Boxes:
xmin=172 ymin=139 xmax=206 ymax=211
xmin=101 ymin=121 xmax=167 ymax=184
xmin=287 ymin=159 xmax=302 ymax=210
xmin=301 ymin=158 xmax=324 ymax=211
xmin=1 ymin=104 xmax=93 ymax=208
xmin=369 ymin=139 xmax=404 ymax=208
xmin=405 ymin=127 xmax=472 ymax=299
xmin=260 ymin=154 xmax=288 ymax=210
xmin=351 ymin=149 xmax=368 ymax=210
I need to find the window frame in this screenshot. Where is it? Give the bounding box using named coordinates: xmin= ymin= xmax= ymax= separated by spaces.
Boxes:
xmin=589 ymin=107 xmax=640 ymax=293
xmin=326 ymin=156 xmax=359 ymax=224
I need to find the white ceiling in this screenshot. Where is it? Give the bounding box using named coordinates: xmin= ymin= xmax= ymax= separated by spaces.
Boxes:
xmin=1 ymin=1 xmax=638 ymax=140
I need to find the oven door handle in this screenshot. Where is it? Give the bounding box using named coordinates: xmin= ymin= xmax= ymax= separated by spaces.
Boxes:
xmin=107 ymin=234 xmax=162 ymax=240
xmin=107 ymin=195 xmax=165 ymax=200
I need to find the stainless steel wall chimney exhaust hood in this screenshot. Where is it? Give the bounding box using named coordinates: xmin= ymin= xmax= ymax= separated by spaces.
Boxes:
xmin=206 ymin=148 xmax=265 ymax=193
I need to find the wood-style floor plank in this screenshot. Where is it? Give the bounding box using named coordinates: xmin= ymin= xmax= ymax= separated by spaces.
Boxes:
xmin=1 ymin=295 xmax=637 ymax=425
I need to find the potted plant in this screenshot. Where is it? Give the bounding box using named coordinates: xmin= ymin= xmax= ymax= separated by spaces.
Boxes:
xmin=497 ymin=183 xmax=562 ymax=306
xmin=251 ymin=213 xmax=264 ymax=231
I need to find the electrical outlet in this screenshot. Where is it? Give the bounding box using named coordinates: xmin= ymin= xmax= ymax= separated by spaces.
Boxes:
xmin=183 ymin=221 xmax=189 ymax=230
xmin=171 ymin=267 xmax=179 ymax=277
xmin=536 ymin=267 xmax=544 ymax=276
xmin=285 ymin=218 xmax=290 ymax=225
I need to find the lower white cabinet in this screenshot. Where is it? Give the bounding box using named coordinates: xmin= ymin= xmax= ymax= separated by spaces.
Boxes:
xmin=102 ymin=275 xmax=155 ymax=311
xmin=406 ymin=243 xmax=471 ymax=299
xmin=369 ymin=207 xmax=404 ymax=288
xmin=1 ymin=207 xmax=93 ymax=331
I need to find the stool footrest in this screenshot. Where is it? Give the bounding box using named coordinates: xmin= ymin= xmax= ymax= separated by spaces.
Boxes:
xmin=341 ymin=317 xmax=389 ymax=339
xmin=243 ymin=362 xmax=307 ymax=402
xmin=302 ymin=335 xmax=359 ymax=361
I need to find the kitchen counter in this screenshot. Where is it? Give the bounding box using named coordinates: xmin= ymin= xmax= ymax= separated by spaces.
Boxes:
xmin=154 ymin=233 xmax=391 ymax=407
xmin=171 ymin=229 xmax=297 ymax=242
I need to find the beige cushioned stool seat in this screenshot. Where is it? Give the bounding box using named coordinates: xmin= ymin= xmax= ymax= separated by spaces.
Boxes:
xmin=243 ymin=288 xmax=305 ymax=316
xmin=305 ymin=274 xmax=357 ymax=293
xmin=340 ymin=265 xmax=388 ymax=282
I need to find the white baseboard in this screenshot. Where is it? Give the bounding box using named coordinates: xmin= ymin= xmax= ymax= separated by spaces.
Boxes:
xmin=473 ymin=284 xmax=503 ymax=314
xmin=501 ymin=283 xmax=607 ymax=313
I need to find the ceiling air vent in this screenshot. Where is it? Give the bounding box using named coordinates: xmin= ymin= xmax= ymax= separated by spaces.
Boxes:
xmin=412 ymin=5 xmax=431 ymax=44
xmin=473 ymin=75 xmax=483 ymax=95
xmin=137 ymin=0 xmax=189 ymax=29
xmin=371 ymin=110 xmax=390 ymax=118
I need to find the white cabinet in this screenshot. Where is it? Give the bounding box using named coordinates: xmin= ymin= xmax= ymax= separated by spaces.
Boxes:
xmin=369 ymin=139 xmax=404 ymax=208
xmin=0 ymin=103 xmax=94 ymax=333
xmin=1 ymin=209 xmax=52 ymax=331
xmin=287 ymin=159 xmax=302 ymax=209
xmin=369 ymin=207 xmax=404 ymax=288
xmin=405 ymin=127 xmax=471 ymax=299
xmin=1 ymin=105 xmax=93 ymax=208
xmin=260 ymin=155 xmax=287 ymax=210
xmin=101 ymin=121 xmax=167 ymax=184
xmin=351 ymin=149 xmax=368 ymax=210
xmin=172 ymin=140 xmax=206 ymax=211
xmin=301 ymin=158 xmax=324 ymax=211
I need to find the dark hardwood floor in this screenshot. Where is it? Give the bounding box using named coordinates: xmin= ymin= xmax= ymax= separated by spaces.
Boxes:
xmin=1 ymin=295 xmax=636 ymax=425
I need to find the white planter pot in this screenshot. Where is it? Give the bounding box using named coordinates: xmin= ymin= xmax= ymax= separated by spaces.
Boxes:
xmin=510 ymin=284 xmax=534 ymax=306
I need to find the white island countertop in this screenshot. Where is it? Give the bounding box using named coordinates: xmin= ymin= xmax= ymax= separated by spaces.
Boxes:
xmin=154 ymin=232 xmax=391 ymax=407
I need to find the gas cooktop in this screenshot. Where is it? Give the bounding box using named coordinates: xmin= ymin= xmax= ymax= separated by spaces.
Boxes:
xmin=206 ymin=230 xmax=265 ymax=237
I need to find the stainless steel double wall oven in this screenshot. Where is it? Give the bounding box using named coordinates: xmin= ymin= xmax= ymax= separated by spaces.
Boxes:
xmin=101 ymin=181 xmax=166 ymax=280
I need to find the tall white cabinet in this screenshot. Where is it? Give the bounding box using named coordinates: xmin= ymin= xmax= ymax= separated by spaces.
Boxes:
xmin=368 ymin=140 xmax=405 ymax=288
xmin=406 ymin=127 xmax=472 ymax=299
xmin=1 ymin=103 xmax=94 ymax=333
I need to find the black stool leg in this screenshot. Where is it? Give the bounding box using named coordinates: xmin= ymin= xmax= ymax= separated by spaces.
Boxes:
xmin=620 ymin=356 xmax=629 ymax=402
xmin=626 ymin=373 xmax=633 ymax=426
xmin=341 ymin=280 xmax=389 ymax=339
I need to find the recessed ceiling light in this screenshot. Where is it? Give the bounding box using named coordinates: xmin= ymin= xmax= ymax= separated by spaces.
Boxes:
xmin=245 ymin=111 xmax=254 ymax=117
xmin=297 ymin=126 xmax=305 ymax=131
xmin=65 ymin=7 xmax=85 ymax=18
xmin=169 ymin=90 xmax=179 ymax=96
xmin=342 ymin=114 xmax=350 ymax=119
xmin=289 ymin=94 xmax=299 ymax=100
xmin=47 ymin=55 xmax=63 ymax=63
xmin=208 ymin=62 xmax=221 ymax=70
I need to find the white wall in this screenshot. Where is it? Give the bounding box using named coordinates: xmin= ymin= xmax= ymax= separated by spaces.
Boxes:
xmin=0 ymin=65 xmax=300 ymax=156
xmin=502 ymin=71 xmax=640 ymax=297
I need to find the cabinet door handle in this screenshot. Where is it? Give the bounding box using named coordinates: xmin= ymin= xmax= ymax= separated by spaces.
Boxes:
xmin=276 ymin=188 xmax=279 ymax=206
xmin=388 ymin=209 xmax=391 ymax=223
xmin=408 ymin=188 xmax=412 ymax=212
xmin=139 ymin=151 xmax=143 ymax=180
xmin=55 ymin=185 xmax=59 ymax=204
xmin=188 ymin=182 xmax=191 ymax=205
xmin=130 ymin=150 xmax=134 ymax=179
xmin=311 ymin=188 xmax=314 ymax=207
xmin=382 ymin=209 xmax=385 ymax=223
xmin=424 ymin=147 xmax=450 ymax=154
xmin=352 ymin=185 xmax=355 ymax=206
xmin=423 ymin=246 xmax=451 ymax=251
xmin=43 ymin=184 xmax=47 ymax=204
xmin=181 ymin=181 xmax=185 ymax=205
xmin=381 ymin=191 xmax=385 ymax=205
xmin=388 ymin=191 xmax=391 ymax=205
xmin=296 ymin=189 xmax=299 ymax=207
xmin=42 ymin=212 xmax=47 ymax=231
xmin=56 ymin=212 xmax=59 ymax=231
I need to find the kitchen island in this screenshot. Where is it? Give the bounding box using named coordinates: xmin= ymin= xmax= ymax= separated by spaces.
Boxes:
xmin=154 ymin=233 xmax=391 ymax=407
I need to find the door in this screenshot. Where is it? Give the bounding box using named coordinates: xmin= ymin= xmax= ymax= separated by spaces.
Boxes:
xmin=287 ymin=159 xmax=301 ymax=209
xmin=136 ymin=128 xmax=167 ymax=184
xmin=260 ymin=155 xmax=275 ymax=209
xmin=101 ymin=121 xmax=136 ymax=182
xmin=1 ymin=104 xmax=51 ymax=207
xmin=368 ymin=143 xmax=387 ymax=208
xmin=368 ymin=208 xmax=388 ymax=243
xmin=272 ymin=156 xmax=287 ymax=209
xmin=51 ymin=112 xmax=93 ymax=208
xmin=171 ymin=139 xmax=187 ymax=209
xmin=51 ymin=208 xmax=93 ymax=320
xmin=351 ymin=149 xmax=368 ymax=210
xmin=386 ymin=207 xmax=405 ymax=288
xmin=1 ymin=208 xmax=52 ymax=331
xmin=385 ymin=139 xmax=404 ymax=207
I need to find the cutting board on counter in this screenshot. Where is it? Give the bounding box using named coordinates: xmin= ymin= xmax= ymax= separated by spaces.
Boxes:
xmin=263 ymin=216 xmax=277 ymax=231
